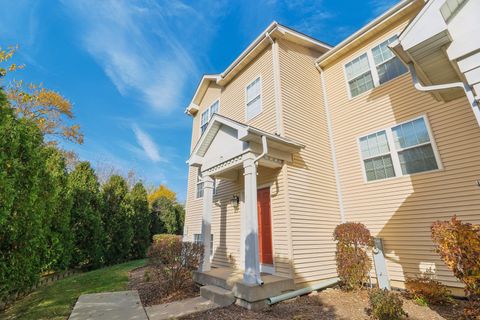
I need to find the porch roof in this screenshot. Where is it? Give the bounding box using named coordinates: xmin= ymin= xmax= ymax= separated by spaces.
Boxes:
xmin=187 ymin=114 xmax=304 ymax=173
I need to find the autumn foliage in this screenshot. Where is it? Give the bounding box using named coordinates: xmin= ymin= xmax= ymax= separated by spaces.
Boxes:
xmin=333 ymin=222 xmax=373 ymax=290
xmin=147 ymin=236 xmax=203 ymax=293
xmin=431 ymin=216 xmax=480 ymax=317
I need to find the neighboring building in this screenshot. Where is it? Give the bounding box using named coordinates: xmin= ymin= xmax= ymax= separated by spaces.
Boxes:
xmin=183 ymin=0 xmax=480 ymax=308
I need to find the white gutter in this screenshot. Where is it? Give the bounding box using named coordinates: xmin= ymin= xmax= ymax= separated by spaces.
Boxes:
xmin=315 ymin=62 xmax=346 ymax=223
xmin=407 ymin=63 xmax=480 ymax=125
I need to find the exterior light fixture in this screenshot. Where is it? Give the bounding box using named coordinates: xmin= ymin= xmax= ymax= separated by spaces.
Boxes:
xmin=230 ymin=195 xmax=240 ymax=208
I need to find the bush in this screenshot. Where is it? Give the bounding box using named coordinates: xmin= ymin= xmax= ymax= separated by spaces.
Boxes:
xmin=369 ymin=289 xmax=408 ymax=320
xmin=152 ymin=234 xmax=180 ymax=243
xmin=68 ymin=162 xmax=105 ymax=269
xmin=405 ymin=272 xmax=451 ymax=305
xmin=147 ymin=237 xmax=203 ymax=293
xmin=333 ymin=222 xmax=373 ymax=290
xmin=128 ymin=183 xmax=151 ymax=259
xmin=101 ymin=175 xmax=133 ymax=265
xmin=431 ymin=216 xmax=480 ymax=318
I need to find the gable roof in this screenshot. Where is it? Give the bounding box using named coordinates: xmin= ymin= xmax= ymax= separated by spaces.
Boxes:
xmin=185 ymin=21 xmax=332 ymax=115
xmin=188 ymin=113 xmax=304 ymax=164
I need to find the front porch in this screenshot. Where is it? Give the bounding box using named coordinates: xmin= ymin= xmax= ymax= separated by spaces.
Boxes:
xmin=187 ymin=114 xmax=303 ymax=307
xmin=193 ymin=267 xmax=295 ymax=310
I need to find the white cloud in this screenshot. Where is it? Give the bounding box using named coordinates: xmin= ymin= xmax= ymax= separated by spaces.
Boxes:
xmin=132 ymin=124 xmax=163 ymax=163
xmin=61 ymin=0 xmax=222 ymax=112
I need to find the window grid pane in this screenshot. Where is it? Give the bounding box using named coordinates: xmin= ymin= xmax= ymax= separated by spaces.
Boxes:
xmin=392 ymin=117 xmax=430 ymax=149
xmin=364 ymin=155 xmax=395 ymax=181
xmin=360 ymin=130 xmax=390 ymax=159
xmin=345 ymin=53 xmax=371 ymax=80
xmin=349 ymin=72 xmax=374 ymax=97
xmin=398 ymin=144 xmax=438 ymax=175
xmin=377 ymin=58 xmax=407 ymax=84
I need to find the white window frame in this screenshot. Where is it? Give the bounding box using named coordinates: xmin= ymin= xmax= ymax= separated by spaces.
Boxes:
xmin=344 ymin=34 xmax=407 ymax=99
xmin=192 ymin=234 xmax=214 ymax=259
xmin=245 ymin=76 xmax=262 ymax=121
xmin=200 ymin=99 xmax=220 ymax=135
xmin=196 ymin=169 xmax=204 ymax=199
xmin=357 ymin=115 xmax=443 ymax=183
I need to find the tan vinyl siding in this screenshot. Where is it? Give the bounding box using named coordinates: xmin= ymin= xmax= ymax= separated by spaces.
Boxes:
xmin=323 ymin=13 xmax=480 ymax=289
xmin=185 ymin=45 xmax=291 ymax=276
xmin=278 ymin=39 xmax=341 ymax=286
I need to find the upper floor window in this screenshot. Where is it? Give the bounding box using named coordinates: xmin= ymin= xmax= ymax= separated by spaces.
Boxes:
xmin=246 ymin=77 xmax=262 ymax=121
xmin=345 ymin=35 xmax=407 ymax=98
xmin=200 ymin=100 xmax=220 ymax=134
xmin=196 ymin=169 xmax=217 ymax=199
xmin=359 ymin=116 xmax=440 ymax=182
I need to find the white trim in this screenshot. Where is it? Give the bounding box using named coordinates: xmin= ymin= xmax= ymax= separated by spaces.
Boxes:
xmin=357 ymin=114 xmax=443 ymax=183
xmin=245 ymin=75 xmax=263 ymax=122
xmin=271 ymin=40 xmax=284 ymax=136
xmin=318 ymin=66 xmax=346 ymax=223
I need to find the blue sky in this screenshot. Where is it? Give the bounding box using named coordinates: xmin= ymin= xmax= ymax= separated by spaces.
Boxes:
xmin=0 ymin=0 xmax=397 ymax=201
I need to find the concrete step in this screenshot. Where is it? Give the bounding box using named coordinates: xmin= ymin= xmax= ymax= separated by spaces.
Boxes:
xmin=200 ymin=285 xmax=236 ymax=307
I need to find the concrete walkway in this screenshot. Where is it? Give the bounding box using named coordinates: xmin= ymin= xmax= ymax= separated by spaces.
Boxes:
xmin=145 ymin=296 xmax=220 ymax=320
xmin=69 ymin=291 xmax=148 ymax=320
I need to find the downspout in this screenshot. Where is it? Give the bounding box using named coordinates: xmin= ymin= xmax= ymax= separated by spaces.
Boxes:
xmin=315 ymin=62 xmax=346 ymax=223
xmin=268 ymin=277 xmax=340 ymax=305
xmin=407 ymin=63 xmax=480 ymax=125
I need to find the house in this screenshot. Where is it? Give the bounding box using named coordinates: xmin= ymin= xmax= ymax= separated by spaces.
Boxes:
xmin=183 ymin=0 xmax=480 ymax=309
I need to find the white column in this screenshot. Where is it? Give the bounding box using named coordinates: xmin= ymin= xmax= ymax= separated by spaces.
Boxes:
xmin=199 ymin=175 xmax=214 ymax=272
xmin=242 ymin=154 xmax=261 ymax=284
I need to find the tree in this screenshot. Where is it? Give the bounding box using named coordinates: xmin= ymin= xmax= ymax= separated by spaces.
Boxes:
xmin=101 ymin=175 xmax=133 ymax=264
xmin=151 ymin=197 xmax=185 ymax=235
xmin=148 ymin=184 xmax=177 ymax=204
xmin=127 ymin=182 xmax=151 ymax=259
xmin=7 ymin=81 xmax=83 ymax=144
xmin=40 ymin=147 xmax=73 ymax=271
xmin=1 ymin=45 xmax=83 ymax=144
xmin=68 ymin=162 xmax=104 ymax=269
xmin=0 ymin=89 xmax=46 ymax=298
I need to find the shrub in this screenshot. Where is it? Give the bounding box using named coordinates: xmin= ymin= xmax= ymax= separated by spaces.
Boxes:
xmin=147 ymin=237 xmax=203 ymax=293
xmin=405 ymin=272 xmax=451 ymax=305
xmin=369 ymin=289 xmax=408 ymax=320
xmin=152 ymin=234 xmax=180 ymax=243
xmin=101 ymin=175 xmax=133 ymax=265
xmin=333 ymin=222 xmax=373 ymax=290
xmin=68 ymin=162 xmax=105 ymax=269
xmin=128 ymin=183 xmax=151 ymax=259
xmin=431 ymin=216 xmax=480 ymax=318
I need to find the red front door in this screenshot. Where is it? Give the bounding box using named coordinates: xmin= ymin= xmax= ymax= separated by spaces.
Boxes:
xmin=257 ymin=188 xmax=273 ymax=265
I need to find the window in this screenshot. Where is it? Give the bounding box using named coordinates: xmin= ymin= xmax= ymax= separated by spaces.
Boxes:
xmin=345 ymin=35 xmax=407 ymax=98
xmin=345 ymin=53 xmax=375 ymax=97
xmin=193 ymin=234 xmax=202 ymax=245
xmin=359 ymin=116 xmax=440 ymax=182
xmin=195 ymin=169 xmax=217 ymax=199
xmin=246 ymin=77 xmax=261 ymax=120
xmin=200 ymin=100 xmax=220 ymax=134
xmin=372 ymin=37 xmax=408 ymax=85
xmin=196 ymin=169 xmax=204 ymax=198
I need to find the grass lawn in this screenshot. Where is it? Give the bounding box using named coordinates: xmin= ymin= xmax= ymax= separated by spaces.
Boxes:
xmin=1 ymin=259 xmax=145 ymax=320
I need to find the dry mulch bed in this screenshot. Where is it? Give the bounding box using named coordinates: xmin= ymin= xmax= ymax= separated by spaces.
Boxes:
xmin=181 ymin=288 xmax=467 ymax=320
xmin=127 ymin=266 xmax=199 ymax=306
